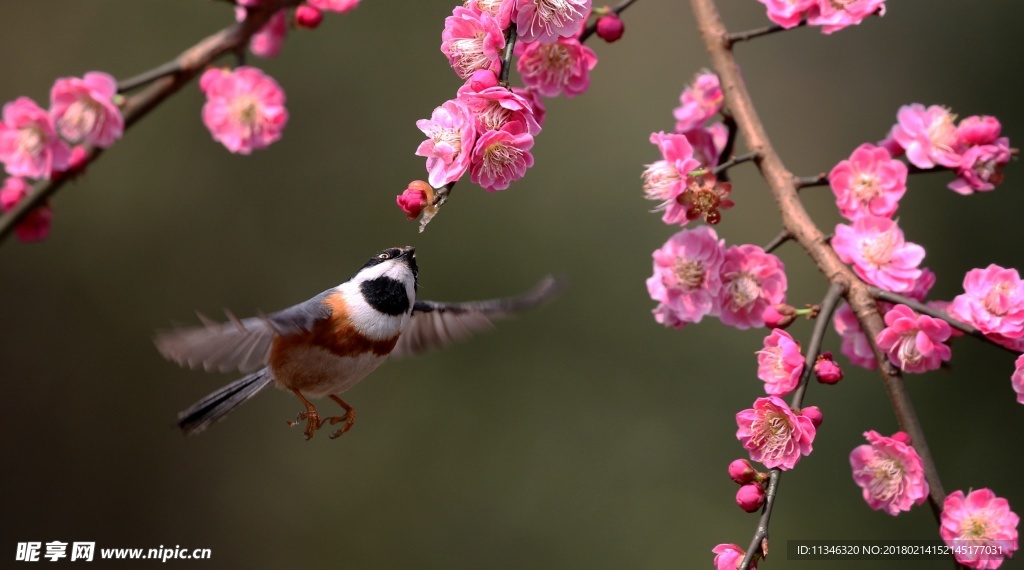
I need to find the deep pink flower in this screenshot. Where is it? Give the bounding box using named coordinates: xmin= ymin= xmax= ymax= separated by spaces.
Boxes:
xmin=889 ymin=104 xmax=962 ymax=169
xmin=512 ymin=87 xmax=546 ymax=128
xmin=416 ymin=99 xmax=478 ymax=188
xmin=458 ymin=86 xmax=542 ymax=135
xmin=949 ymin=139 xmax=1011 ymax=195
xmin=515 ymin=0 xmax=591 ymax=44
xmin=876 ymin=304 xmax=952 ymax=373
xmin=49 ymin=72 xmax=123 ymax=148
xmin=0 ymin=97 xmax=71 ymax=179
xmin=683 ymin=122 xmax=728 ymax=168
xmin=757 ymin=0 xmax=816 ymax=28
xmin=958 ymin=115 xmax=1002 ymax=146
xmin=834 ymin=304 xmax=877 ymax=370
xmin=757 ymin=329 xmax=804 ymax=396
xmin=308 ymin=0 xmax=359 ymax=12
xmin=464 ymin=0 xmax=516 ymax=28
xmin=814 ymin=352 xmax=844 ymax=384
xmin=801 ymin=405 xmax=823 ymax=428
xmin=806 ymin=0 xmax=885 ymax=34
xmin=829 ymin=143 xmax=907 ymax=220
xmin=736 ymin=396 xmax=816 ymax=470
xmin=941 ymin=489 xmax=1019 ymax=569
xmin=763 ymin=303 xmax=796 ymax=330
xmin=0 ymin=176 xmax=52 ymax=242
xmin=442 ymin=6 xmax=505 ymax=80
xmin=200 ymin=66 xmax=288 ymax=154
xmin=238 ymin=8 xmax=288 ymax=58
xmin=596 ymin=14 xmax=625 ymax=42
xmin=642 ymin=132 xmax=700 ymax=225
xmin=736 ymin=483 xmax=766 ymax=512
xmin=646 ymin=226 xmax=726 ymax=327
xmin=469 ymin=121 xmax=534 ymax=191
xmin=295 ymin=5 xmax=324 ymax=29
xmin=850 ymin=430 xmax=928 ymax=516
xmin=673 ymin=70 xmax=723 ymax=132
xmin=516 ymin=38 xmax=597 ymax=98
xmin=713 ymin=544 xmax=755 ymax=570
xmin=396 ymin=180 xmax=433 ymax=221
xmin=717 ymin=245 xmax=788 ymax=330
xmin=1012 ymin=355 xmax=1024 ymax=405
xmin=948 ymin=265 xmax=1024 ymax=339
xmin=728 ymin=458 xmax=757 ymax=485
xmin=833 ymin=216 xmax=924 ymax=293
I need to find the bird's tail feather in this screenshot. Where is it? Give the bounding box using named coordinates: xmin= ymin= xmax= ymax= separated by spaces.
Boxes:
xmin=177 ymin=368 xmax=273 ymax=436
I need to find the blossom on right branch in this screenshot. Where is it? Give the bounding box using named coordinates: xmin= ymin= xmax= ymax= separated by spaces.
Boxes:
xmin=940 ymin=489 xmax=1019 ymax=569
xmin=516 ymin=38 xmax=597 ymax=98
xmin=948 ymin=264 xmax=1024 ymax=341
xmin=832 ymin=216 xmax=924 ymax=294
xmin=875 ymin=304 xmax=952 ymax=373
xmin=829 ymin=143 xmax=907 ymax=220
xmin=849 ymin=430 xmax=928 ymax=516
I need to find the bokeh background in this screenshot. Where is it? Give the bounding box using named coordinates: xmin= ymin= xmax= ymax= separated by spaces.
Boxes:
xmin=2 ymin=1 xmax=1024 ymax=568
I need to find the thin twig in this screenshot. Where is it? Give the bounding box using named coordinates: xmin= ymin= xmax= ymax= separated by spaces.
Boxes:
xmin=498 ymin=26 xmax=518 ymax=86
xmin=117 ymin=60 xmax=183 ymax=93
xmin=712 ymin=151 xmax=758 ymax=176
xmin=0 ymin=0 xmax=301 ymax=245
xmin=579 ymin=0 xmax=641 ymax=42
xmin=763 ymin=229 xmax=791 ymax=254
xmin=795 ymin=173 xmax=827 ymax=189
xmin=726 ymin=20 xmax=806 ymax=46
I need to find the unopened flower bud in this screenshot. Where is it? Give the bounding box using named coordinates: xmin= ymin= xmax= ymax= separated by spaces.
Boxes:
xmin=891 ymin=431 xmax=911 ymax=445
xmin=814 ymin=352 xmax=844 ymax=384
xmin=763 ymin=303 xmax=796 ymax=330
xmin=801 ymin=405 xmax=823 ymax=428
xmin=595 ymin=14 xmax=624 ymax=42
xmin=468 ymin=69 xmax=499 ymax=92
xmin=396 ymin=180 xmax=434 ymax=220
xmin=736 ymin=483 xmax=766 ymax=513
xmin=295 ymin=5 xmax=324 ymax=29
xmin=728 ymin=458 xmax=757 ymax=485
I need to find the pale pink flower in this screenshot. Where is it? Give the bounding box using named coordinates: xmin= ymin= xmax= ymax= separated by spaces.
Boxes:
xmin=948 ymin=139 xmax=1011 ymax=195
xmin=736 ymin=396 xmax=816 ymax=470
xmin=834 ymin=303 xmax=877 ymax=370
xmin=1012 ymin=355 xmax=1024 ymax=405
xmin=49 ymin=72 xmax=123 ymax=148
xmin=512 ymin=87 xmax=546 ymax=128
xmin=465 ymin=0 xmax=516 ymax=28
xmin=941 ymin=489 xmax=1019 ymax=569
xmin=516 ymin=38 xmax=597 ymax=98
xmin=237 ymin=8 xmax=288 ymax=58
xmin=0 ymin=97 xmax=71 ymax=179
xmin=832 ymin=216 xmax=924 ymax=294
xmin=876 ymin=304 xmax=951 ymax=373
xmin=642 ymin=132 xmax=700 ymax=225
xmin=458 ymin=86 xmax=542 ymax=135
xmin=469 ymin=121 xmax=534 ymax=191
xmin=442 ymin=6 xmax=505 ymax=79
xmin=645 ymin=226 xmax=726 ymax=327
xmin=757 ymin=0 xmax=816 ymax=28
xmin=652 ymin=303 xmax=688 ymax=330
xmin=806 ymin=0 xmax=885 ymax=34
xmin=200 ymin=67 xmax=288 ymax=154
xmin=948 ymin=265 xmax=1024 ymax=339
xmin=889 ymin=104 xmax=962 ymax=169
xmin=958 ymin=115 xmax=1002 ymax=146
xmin=683 ymin=122 xmax=729 ymax=168
xmin=829 ymin=143 xmax=907 ymax=220
xmin=416 ymin=99 xmax=478 ymax=188
xmin=0 ymin=176 xmax=52 ymax=242
xmin=717 ymin=245 xmax=788 ymax=330
xmin=515 ymin=0 xmax=591 ymax=44
xmin=757 ymin=329 xmax=804 ymax=396
xmin=673 ymin=70 xmax=723 ymax=132
xmin=713 ymin=544 xmax=756 ymax=570
xmin=309 ymin=0 xmax=359 ymax=12
xmin=850 ymin=430 xmax=928 ymax=516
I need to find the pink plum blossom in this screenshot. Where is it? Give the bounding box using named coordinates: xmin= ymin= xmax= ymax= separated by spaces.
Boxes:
xmin=958 ymin=115 xmax=1002 ymax=146
xmin=516 ymin=38 xmax=598 ymax=98
xmin=832 ymin=216 xmax=924 ymax=294
xmin=295 ymin=5 xmax=324 ymax=29
xmin=949 ymin=139 xmax=1011 ymax=195
xmin=199 ymin=67 xmax=288 ymax=154
xmin=713 ymin=544 xmax=756 ymax=570
xmin=465 ymin=0 xmax=516 ymax=29
xmin=876 ymin=304 xmax=951 ymax=373
xmin=833 ymin=303 xmax=876 ymax=370
xmin=512 ymin=87 xmax=546 ymax=128
xmin=0 ymin=97 xmax=71 ymax=179
xmin=728 ymin=458 xmax=757 ymax=485
xmin=889 ymin=104 xmax=962 ymax=169
xmin=941 ymin=489 xmax=1019 ymax=569
xmin=641 ymin=132 xmax=700 ymax=225
xmin=756 ymin=0 xmax=816 ymax=29
xmin=1012 ymin=355 xmax=1024 ymax=405
xmin=49 ymin=72 xmax=123 ymax=148
xmin=595 ymin=14 xmax=625 ymax=42
xmin=814 ymin=352 xmax=843 ymax=384
xmin=396 ymin=180 xmax=433 ymax=221
xmin=683 ymin=122 xmax=728 ymax=168
xmin=948 ymin=265 xmax=1024 ymax=339
xmin=717 ymin=245 xmax=788 ymax=330
xmin=0 ymin=176 xmax=52 ymax=242
xmin=515 ymin=0 xmax=591 ymax=44
xmin=237 ymin=8 xmax=288 ymax=58
xmin=458 ymin=86 xmax=541 ymax=135
xmin=441 ymin=6 xmax=505 ymax=79
xmin=736 ymin=483 xmax=766 ymax=512
xmin=829 ymin=143 xmax=907 ymax=220
xmin=308 ymin=0 xmax=359 ymax=12
xmin=736 ymin=396 xmax=816 ymax=470
xmin=757 ymin=329 xmax=804 ymax=396
xmin=469 ymin=121 xmax=534 ymax=191
xmin=646 ymin=226 xmax=726 ymax=327
xmin=678 ymin=171 xmax=733 ymax=225
xmin=673 ymin=70 xmax=723 ymax=132
xmin=416 ymin=99 xmax=478 ymax=188
xmin=652 ymin=303 xmax=688 ymax=330
xmin=806 ymin=0 xmax=885 ymax=34
xmin=850 ymin=430 xmax=928 ymax=516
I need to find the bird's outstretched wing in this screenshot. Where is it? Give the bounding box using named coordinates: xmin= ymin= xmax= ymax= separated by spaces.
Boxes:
xmin=391 ymin=276 xmax=564 ymax=358
xmin=154 ymin=290 xmax=333 ymax=373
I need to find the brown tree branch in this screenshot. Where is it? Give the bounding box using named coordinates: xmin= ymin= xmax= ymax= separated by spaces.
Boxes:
xmin=0 ymin=0 xmax=301 ymax=245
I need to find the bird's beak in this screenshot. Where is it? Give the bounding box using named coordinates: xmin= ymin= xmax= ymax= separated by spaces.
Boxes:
xmin=397 ymin=246 xmax=415 ymax=259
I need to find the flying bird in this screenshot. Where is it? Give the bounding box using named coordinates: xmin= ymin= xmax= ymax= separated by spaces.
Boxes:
xmin=155 ymin=246 xmax=561 ymax=440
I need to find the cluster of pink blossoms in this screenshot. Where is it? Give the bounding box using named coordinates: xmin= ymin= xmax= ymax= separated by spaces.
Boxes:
xmin=0 ymin=71 xmax=121 ymax=241
xmin=757 ymin=0 xmax=885 ymax=34
xmin=409 ymin=0 xmax=605 ymax=197
xmin=646 ymin=226 xmax=788 ymax=331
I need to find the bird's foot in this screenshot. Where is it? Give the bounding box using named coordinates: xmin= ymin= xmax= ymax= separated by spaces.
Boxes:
xmin=326 ymin=394 xmax=357 ymax=439
xmin=286 ymin=409 xmax=322 ymax=440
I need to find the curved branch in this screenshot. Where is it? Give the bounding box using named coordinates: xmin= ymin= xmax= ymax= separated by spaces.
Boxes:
xmin=0 ymin=0 xmax=301 ymax=245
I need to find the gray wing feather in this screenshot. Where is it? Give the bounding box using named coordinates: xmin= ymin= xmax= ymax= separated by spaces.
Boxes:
xmin=392 ymin=275 xmax=564 ymax=358
xmin=154 ymin=290 xmax=333 ymax=373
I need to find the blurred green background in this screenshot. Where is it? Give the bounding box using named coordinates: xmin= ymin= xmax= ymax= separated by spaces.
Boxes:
xmin=2 ymin=1 xmax=1023 ymax=568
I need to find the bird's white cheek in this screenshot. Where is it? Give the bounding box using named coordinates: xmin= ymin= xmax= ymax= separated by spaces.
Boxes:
xmin=338 ymin=284 xmax=408 ymax=340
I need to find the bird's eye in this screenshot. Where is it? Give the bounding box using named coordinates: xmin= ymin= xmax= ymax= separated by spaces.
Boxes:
xmin=377 ymin=253 xmax=390 ymax=260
